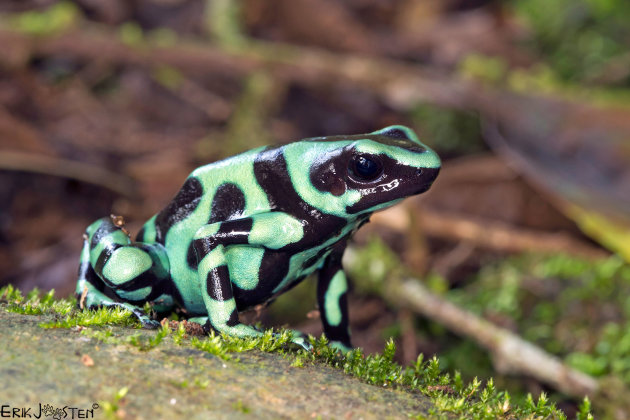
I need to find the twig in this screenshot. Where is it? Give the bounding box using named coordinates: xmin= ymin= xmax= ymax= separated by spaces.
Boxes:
xmin=370 ymin=207 xmax=607 ymax=259
xmin=0 ymin=150 xmax=136 ymax=197
xmin=0 ymin=105 xmax=53 ymax=154
xmin=391 ymin=278 xmax=599 ymax=398
xmin=0 ymin=24 xmax=483 ymax=112
xmin=417 ymin=209 xmax=608 ymax=259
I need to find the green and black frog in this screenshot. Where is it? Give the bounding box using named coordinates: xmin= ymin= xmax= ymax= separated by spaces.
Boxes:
xmin=76 ymin=125 xmax=440 ymax=351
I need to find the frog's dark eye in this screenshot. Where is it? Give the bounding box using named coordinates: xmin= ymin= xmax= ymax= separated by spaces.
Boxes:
xmin=350 ymin=154 xmax=383 ymax=181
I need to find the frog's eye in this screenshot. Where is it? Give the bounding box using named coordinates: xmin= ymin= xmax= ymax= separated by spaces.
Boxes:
xmin=349 ymin=154 xmax=383 ymax=181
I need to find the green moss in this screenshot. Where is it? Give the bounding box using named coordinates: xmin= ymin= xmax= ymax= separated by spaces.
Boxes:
xmin=40 ymin=306 xmax=137 ymax=329
xmin=127 ymin=325 xmax=170 ymax=351
xmin=99 ymin=387 xmax=129 ymax=420
xmin=410 ymin=104 xmax=486 ymax=156
xmin=81 ymin=328 xmax=121 ymax=345
xmin=511 ymin=0 xmax=630 ymax=87
xmin=232 ymin=399 xmax=251 ymax=414
xmin=171 ymin=321 xmax=188 ymax=345
xmin=458 ymin=52 xmax=630 ymax=107
xmin=2 ymin=286 xmax=74 ymax=316
xmin=9 ymin=1 xmax=79 ymax=36
xmin=118 ymin=22 xmax=144 ymax=47
xmin=191 ymin=328 xmax=294 ymax=361
xmin=1 ymin=285 xmax=573 ymax=418
xmin=447 ymin=253 xmax=630 ymax=386
xmin=1 ymin=285 xmax=138 ymax=329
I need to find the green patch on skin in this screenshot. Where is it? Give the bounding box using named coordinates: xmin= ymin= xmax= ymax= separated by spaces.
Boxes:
xmin=283 ymin=141 xmax=361 ymax=217
xmin=140 ymin=214 xmax=158 ymax=243
xmin=117 ymin=285 xmax=153 ymax=301
xmin=103 ymin=247 xmax=153 ymax=285
xmin=324 ymin=270 xmax=347 ymax=327
xmin=226 ymin=247 xmax=264 ymax=290
xmin=88 ymin=229 xmax=130 ymax=269
xmin=248 ymin=213 xmax=304 ymax=249
xmin=355 ymin=139 xmax=441 ymax=170
xmin=197 ymin=244 xmax=226 ymax=273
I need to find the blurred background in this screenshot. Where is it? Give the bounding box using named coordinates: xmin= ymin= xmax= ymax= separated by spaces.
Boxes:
xmin=1 ymin=0 xmax=630 ymax=417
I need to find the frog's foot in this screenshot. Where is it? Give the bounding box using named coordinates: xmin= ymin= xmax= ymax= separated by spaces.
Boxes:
xmin=187 ymin=316 xmax=210 ymax=327
xmin=76 ymin=279 xmax=159 ymax=329
xmin=187 ymin=316 xmax=226 ymax=335
xmin=192 ymin=315 xmax=312 ymax=351
xmin=129 ymin=308 xmax=161 ymax=329
xmin=329 ymin=340 xmax=353 ymax=354
xmin=286 ymin=330 xmax=313 ymax=352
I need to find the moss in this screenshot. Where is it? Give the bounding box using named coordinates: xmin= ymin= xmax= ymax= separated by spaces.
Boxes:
xmin=410 ymin=104 xmax=486 ymax=157
xmin=458 ymin=52 xmax=630 ymax=107
xmin=40 ymin=306 xmax=138 ymax=329
xmin=9 ymin=1 xmax=79 ymax=36
xmin=1 ymin=285 xmax=576 ymax=419
xmin=127 ymin=325 xmax=170 ymax=351
xmin=232 ymin=399 xmax=251 ymax=414
xmin=447 ymin=253 xmax=630 ymax=386
xmin=81 ymin=328 xmax=120 ymax=345
xmin=99 ymin=387 xmax=129 ymax=420
xmin=2 ymin=286 xmax=74 ymax=316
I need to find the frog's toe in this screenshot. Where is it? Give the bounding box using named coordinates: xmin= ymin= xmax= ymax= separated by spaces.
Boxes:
xmin=140 ymin=318 xmax=161 ymax=329
xmin=329 ymin=340 xmax=353 ymax=354
xmin=130 ymin=309 xmax=160 ymax=329
xmin=287 ymin=332 xmax=313 ymax=352
xmin=187 ymin=316 xmax=209 ymax=328
xmin=294 ymin=338 xmax=313 ymax=352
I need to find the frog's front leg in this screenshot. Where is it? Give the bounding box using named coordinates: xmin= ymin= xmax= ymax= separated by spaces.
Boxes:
xmin=317 ymin=241 xmax=353 ymax=353
xmin=192 ymin=213 xmax=310 ymax=350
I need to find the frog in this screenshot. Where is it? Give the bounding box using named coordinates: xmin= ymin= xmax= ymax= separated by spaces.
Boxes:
xmin=75 ymin=125 xmax=440 ymax=351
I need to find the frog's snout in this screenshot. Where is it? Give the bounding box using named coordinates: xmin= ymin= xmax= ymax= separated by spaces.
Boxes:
xmin=415 ymin=166 xmax=440 ymax=194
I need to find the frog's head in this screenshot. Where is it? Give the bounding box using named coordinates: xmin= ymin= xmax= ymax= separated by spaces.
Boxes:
xmin=284 ymin=125 xmax=440 ymax=217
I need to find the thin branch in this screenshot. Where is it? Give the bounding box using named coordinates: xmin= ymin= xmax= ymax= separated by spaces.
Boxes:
xmin=370 ymin=207 xmax=607 ymax=259
xmin=0 ymin=150 xmax=136 ymax=197
xmin=418 ymin=209 xmax=608 ymax=259
xmin=0 ymin=24 xmax=483 ymax=112
xmin=391 ymin=278 xmax=599 ymax=398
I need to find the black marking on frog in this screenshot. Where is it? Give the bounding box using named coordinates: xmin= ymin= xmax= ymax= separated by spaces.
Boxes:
xmin=206 ymin=265 xmax=232 ymax=302
xmin=155 ymin=176 xmax=204 ymax=243
xmin=209 ymin=183 xmax=246 ymax=224
xmin=253 ymin=148 xmax=348 ymax=249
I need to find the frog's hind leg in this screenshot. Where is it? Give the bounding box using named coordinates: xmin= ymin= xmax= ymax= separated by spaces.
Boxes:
xmin=192 ymin=219 xmax=311 ymax=351
xmin=76 ymin=216 xmax=171 ymax=328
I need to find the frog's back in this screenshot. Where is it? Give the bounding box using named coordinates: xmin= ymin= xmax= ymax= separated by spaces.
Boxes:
xmin=137 ymin=146 xmax=270 ymax=245
xmin=132 ymin=147 xmax=272 ymax=301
